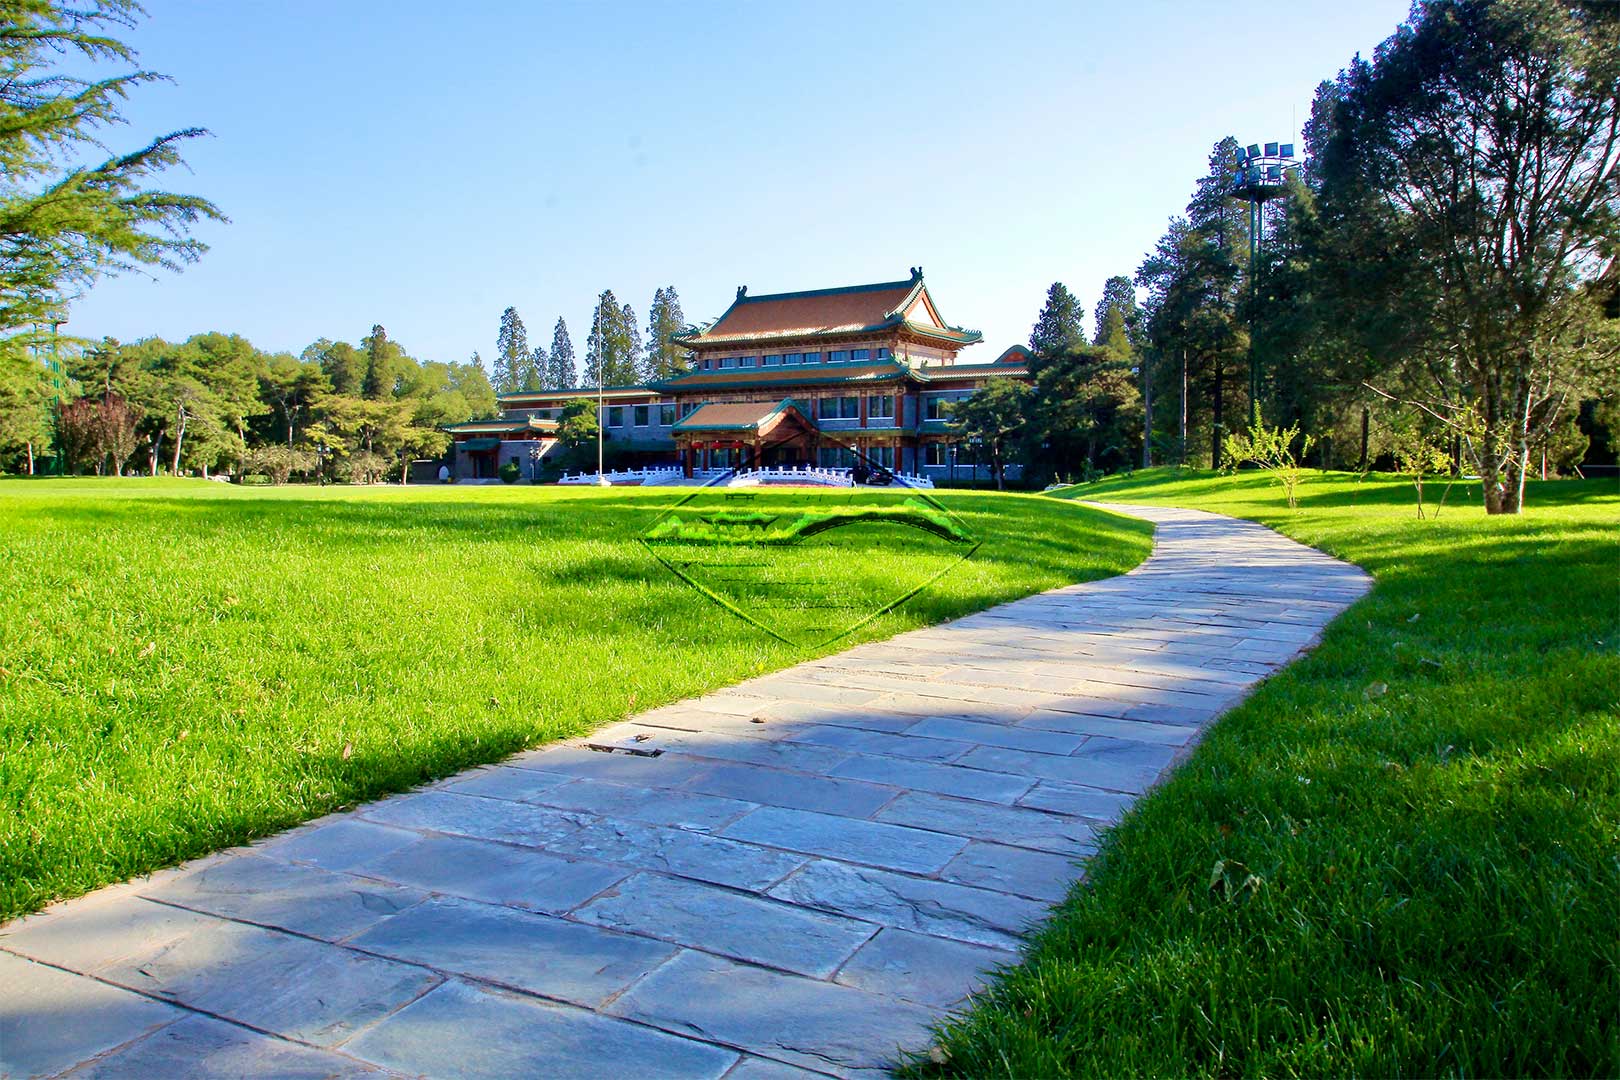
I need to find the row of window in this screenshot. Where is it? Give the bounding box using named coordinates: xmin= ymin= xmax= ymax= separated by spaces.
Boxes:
xmin=534 ymin=392 xmax=964 ymax=429
xmin=702 ymin=347 xmax=891 ymax=372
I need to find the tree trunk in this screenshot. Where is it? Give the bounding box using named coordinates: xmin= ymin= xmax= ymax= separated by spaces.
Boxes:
xmin=1358 ymin=407 xmax=1370 ymax=472
xmin=172 ymin=408 xmax=187 ymax=475
xmin=25 ymin=441 xmax=34 ymax=475
xmin=1179 ymin=349 xmax=1188 ymax=467
xmin=400 ymin=455 xmax=410 ymax=485
xmin=1141 ymin=350 xmax=1153 ymax=468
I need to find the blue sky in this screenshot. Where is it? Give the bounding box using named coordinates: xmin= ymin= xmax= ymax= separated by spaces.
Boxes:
xmin=64 ymin=0 xmax=1410 ymax=368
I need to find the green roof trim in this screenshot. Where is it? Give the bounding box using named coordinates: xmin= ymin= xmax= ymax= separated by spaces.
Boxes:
xmin=455 ymin=437 xmax=502 ymax=451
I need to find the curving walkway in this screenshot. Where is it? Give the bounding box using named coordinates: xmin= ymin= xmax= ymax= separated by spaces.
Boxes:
xmin=0 ymin=504 xmax=1371 ymax=1080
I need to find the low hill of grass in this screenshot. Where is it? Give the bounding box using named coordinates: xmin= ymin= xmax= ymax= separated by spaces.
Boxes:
xmin=920 ymin=468 xmax=1619 ymax=1077
xmin=0 ymin=479 xmax=1150 ymax=922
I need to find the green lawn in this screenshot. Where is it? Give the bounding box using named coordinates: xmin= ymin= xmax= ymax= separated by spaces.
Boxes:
xmin=922 ymin=468 xmax=1619 ymax=1078
xmin=0 ymin=478 xmax=1151 ymax=923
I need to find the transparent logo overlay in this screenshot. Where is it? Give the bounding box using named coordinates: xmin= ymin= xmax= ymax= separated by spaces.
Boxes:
xmin=639 ymin=432 xmax=979 ymax=647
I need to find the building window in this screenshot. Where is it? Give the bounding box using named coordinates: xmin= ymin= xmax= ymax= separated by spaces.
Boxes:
xmin=877 ymin=347 xmax=891 ymax=359
xmin=802 ymin=352 xmax=821 ymax=364
xmin=720 ymin=356 xmax=737 ymax=369
xmin=782 ymin=353 xmax=800 ymax=365
xmin=851 ymin=349 xmax=871 ymax=362
xmin=818 ymin=446 xmax=855 ymax=468
xmin=820 ymin=396 xmax=859 ymax=420
xmin=828 ymin=350 xmax=850 ymax=364
xmin=681 ymin=402 xmax=699 ymax=418
xmin=764 ymin=354 xmax=781 ymax=366
xmin=924 ymin=395 xmax=948 ymax=421
xmin=607 ymin=406 xmax=624 ymax=427
xmin=924 ymin=443 xmax=947 ymax=466
xmin=633 ymin=405 xmax=649 ymax=427
xmin=701 ymin=358 xmax=712 ymax=370
xmin=659 ymin=404 xmax=676 ymax=426
xmin=739 ymin=356 xmax=757 ymax=368
xmin=868 ymin=394 xmax=894 ymax=420
xmin=868 ymin=446 xmax=894 ymax=468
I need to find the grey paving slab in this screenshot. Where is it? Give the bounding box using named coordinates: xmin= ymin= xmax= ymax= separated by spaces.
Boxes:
xmin=0 ymin=951 xmax=182 ymax=1080
xmin=437 ymin=763 xmax=573 ymax=802
xmin=681 ymin=760 xmax=897 ymax=818
xmin=723 ymin=1054 xmax=836 ymax=1080
xmin=347 ymin=978 xmax=738 ymax=1080
xmin=596 ymin=723 xmax=858 ymax=774
xmin=256 ymin=817 xmax=420 ymax=872
xmin=787 ymin=724 xmax=975 ymax=762
xmin=1 ymin=895 xmax=215 ymax=973
xmin=939 ymin=841 xmax=1084 ymax=903
xmin=828 ymin=753 xmax=1034 ymax=804
xmin=1020 ymin=708 xmax=1202 ymax=744
xmin=97 ymin=916 xmax=440 ymax=1048
xmin=907 ymin=716 xmax=1087 ymax=755
xmin=61 ymin=1014 xmax=384 ymax=1079
xmin=348 ymin=896 xmax=672 ymax=1007
xmin=574 ymin=872 xmax=875 ymax=978
xmin=606 ymin=950 xmax=938 ymax=1080
xmin=1018 ymin=780 xmax=1138 ymax=823
xmin=834 ymin=928 xmax=1017 ymax=1008
xmin=767 ymin=860 xmax=1047 ymax=949
xmin=545 ymin=815 xmax=807 ymax=891
xmin=351 ymin=831 xmax=630 ymax=914
xmin=140 ymin=853 xmax=425 ymax=941
xmin=358 ymin=789 xmax=586 ymax=849
xmin=874 ymin=792 xmax=1098 ymax=856
xmin=528 ymin=775 xmax=756 ymax=831
xmin=721 ymin=806 xmax=967 ymax=874
xmin=1 ymin=501 xmax=1369 ymax=1079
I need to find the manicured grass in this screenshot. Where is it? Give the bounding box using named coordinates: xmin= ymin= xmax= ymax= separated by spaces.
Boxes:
xmin=0 ymin=479 xmax=1151 ymax=923
xmin=920 ymin=468 xmax=1618 ymax=1077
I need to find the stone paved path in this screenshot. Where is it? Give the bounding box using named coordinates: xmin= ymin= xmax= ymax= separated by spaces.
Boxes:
xmin=1 ymin=504 xmax=1370 ymax=1080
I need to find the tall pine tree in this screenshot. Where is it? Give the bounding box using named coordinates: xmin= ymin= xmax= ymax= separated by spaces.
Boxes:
xmin=360 ymin=324 xmax=402 ymax=400
xmin=548 ymin=319 xmax=576 ymax=389
xmin=1029 ymin=283 xmax=1087 ymax=361
xmin=1093 ymin=276 xmax=1139 ymax=352
xmin=644 ymin=287 xmax=691 ymax=380
xmin=524 ymin=345 xmax=546 ymax=391
xmin=495 ymin=307 xmax=529 ymax=394
xmin=584 ymin=292 xmax=639 ymax=386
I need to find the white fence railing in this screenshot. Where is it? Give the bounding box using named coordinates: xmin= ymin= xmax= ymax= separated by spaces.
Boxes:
xmin=558 ymin=466 xmax=683 ymax=486
xmin=557 ymin=464 xmax=934 ymax=489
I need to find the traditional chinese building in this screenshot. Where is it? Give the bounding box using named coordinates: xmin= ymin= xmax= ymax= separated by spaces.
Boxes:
xmin=444 ymin=269 xmax=1031 ymax=480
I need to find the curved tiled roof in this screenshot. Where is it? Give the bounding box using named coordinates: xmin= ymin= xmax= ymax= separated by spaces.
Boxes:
xmin=675 ymin=270 xmax=981 ymax=348
xmin=672 ymin=399 xmax=812 ymax=433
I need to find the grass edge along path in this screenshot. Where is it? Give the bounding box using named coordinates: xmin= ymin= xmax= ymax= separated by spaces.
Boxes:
xmin=0 ymin=480 xmax=1152 ymax=923
xmin=915 ymin=468 xmax=1619 ymax=1078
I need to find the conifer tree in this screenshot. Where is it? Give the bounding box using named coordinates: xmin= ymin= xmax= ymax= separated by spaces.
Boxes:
xmin=1093 ymin=276 xmax=1139 ymax=353
xmin=644 ymin=287 xmax=691 ymax=379
xmin=1029 ymin=283 xmax=1087 ymax=361
xmin=584 ymin=292 xmax=639 ymax=386
xmin=0 ymin=1 xmax=225 ymax=345
xmin=360 ymin=324 xmax=402 ymax=400
xmin=524 ymin=345 xmax=546 ymax=391
xmin=622 ymin=305 xmax=643 ymax=385
xmin=495 ymin=307 xmax=529 ymax=394
xmin=548 ymin=319 xmax=576 ymax=389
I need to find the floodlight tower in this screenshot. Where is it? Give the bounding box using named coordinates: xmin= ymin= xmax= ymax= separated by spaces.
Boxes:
xmin=1230 ymin=141 xmax=1301 ymax=426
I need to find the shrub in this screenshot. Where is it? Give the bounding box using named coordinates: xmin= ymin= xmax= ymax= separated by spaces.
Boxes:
xmin=1222 ymin=414 xmax=1316 ymax=509
xmin=498 ymin=460 xmax=521 ymax=484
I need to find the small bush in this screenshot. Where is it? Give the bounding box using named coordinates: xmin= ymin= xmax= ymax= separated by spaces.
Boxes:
xmin=498 ymin=460 xmax=521 ymax=484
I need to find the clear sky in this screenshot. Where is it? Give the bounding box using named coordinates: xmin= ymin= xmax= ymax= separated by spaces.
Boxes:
xmin=64 ymin=0 xmax=1410 ymax=368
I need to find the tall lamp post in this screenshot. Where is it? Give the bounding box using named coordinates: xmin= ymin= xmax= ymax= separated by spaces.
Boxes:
xmin=1230 ymin=141 xmax=1301 ymax=426
xmin=593 ymin=300 xmax=608 ymax=485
